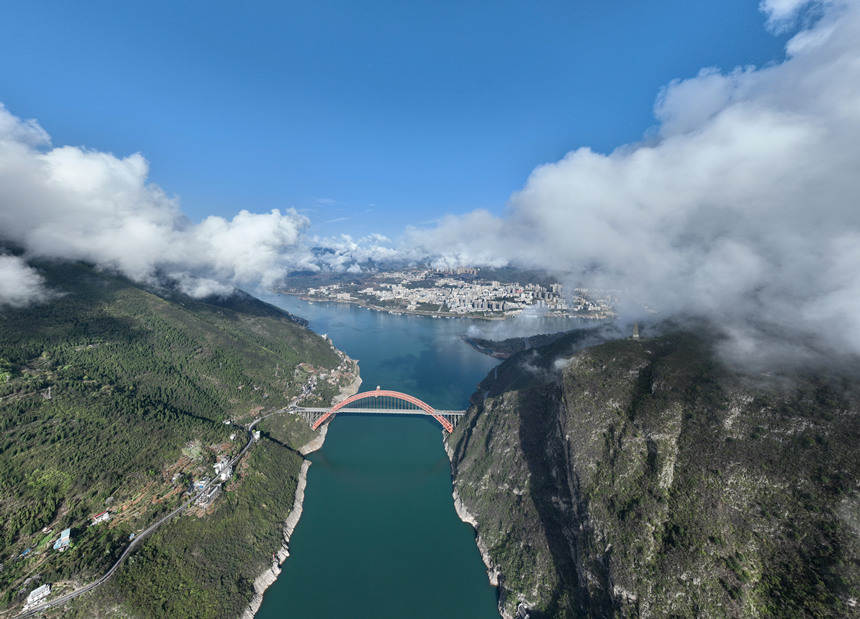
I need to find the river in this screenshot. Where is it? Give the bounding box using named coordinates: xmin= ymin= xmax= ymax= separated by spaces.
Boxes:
xmin=254 ymin=296 xmax=583 ymax=618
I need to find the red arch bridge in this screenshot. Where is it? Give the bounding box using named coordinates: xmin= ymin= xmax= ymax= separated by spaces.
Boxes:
xmin=295 ymin=389 xmax=466 ymax=433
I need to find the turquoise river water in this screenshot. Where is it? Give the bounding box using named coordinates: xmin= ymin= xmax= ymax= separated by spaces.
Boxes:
xmin=254 ymin=296 xmax=582 ymax=619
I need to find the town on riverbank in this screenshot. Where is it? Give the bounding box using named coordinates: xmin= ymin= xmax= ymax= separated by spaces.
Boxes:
xmin=276 ymin=266 xmax=615 ymax=320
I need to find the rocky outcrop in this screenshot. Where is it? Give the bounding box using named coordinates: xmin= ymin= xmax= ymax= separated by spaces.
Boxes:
xmin=446 ymin=428 xmax=508 ymax=616
xmin=448 ymin=331 xmax=860 ymax=617
xmin=336 ymin=373 xmax=363 ymax=403
xmin=298 ymin=424 xmax=328 ymax=455
xmin=282 ymin=460 xmax=311 ymax=543
xmin=240 ymin=567 xmax=280 ymax=619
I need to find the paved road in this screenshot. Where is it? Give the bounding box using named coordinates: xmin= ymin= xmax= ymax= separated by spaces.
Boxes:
xmin=14 ymin=413 xmax=278 ymax=618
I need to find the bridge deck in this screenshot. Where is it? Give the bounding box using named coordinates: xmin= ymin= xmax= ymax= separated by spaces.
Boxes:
xmin=295 ymin=407 xmax=466 ymax=415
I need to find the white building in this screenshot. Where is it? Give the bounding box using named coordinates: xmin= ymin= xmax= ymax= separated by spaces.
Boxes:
xmin=213 ymin=457 xmax=233 ymax=481
xmin=195 ymin=483 xmax=222 ymax=507
xmin=26 ymin=583 xmax=51 ymax=607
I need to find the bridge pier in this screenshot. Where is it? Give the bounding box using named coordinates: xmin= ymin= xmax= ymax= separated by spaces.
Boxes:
xmin=298 ymin=410 xmax=325 ymax=427
xmin=441 ymin=414 xmax=461 ymax=430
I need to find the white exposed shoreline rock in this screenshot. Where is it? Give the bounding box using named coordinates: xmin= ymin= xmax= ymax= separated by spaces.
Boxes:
xmin=239 ymin=458 xmax=313 ymax=619
xmin=451 ymin=486 xmax=503 ymax=588
xmin=298 ymin=424 xmax=328 ymax=456
xmin=337 ymin=374 xmax=363 ymax=403
xmin=240 ymin=368 xmax=360 ymax=618
xmin=445 ymin=438 xmax=508 ymax=618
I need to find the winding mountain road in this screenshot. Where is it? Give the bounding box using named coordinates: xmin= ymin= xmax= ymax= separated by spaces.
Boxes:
xmin=15 ymin=408 xmax=288 ymax=618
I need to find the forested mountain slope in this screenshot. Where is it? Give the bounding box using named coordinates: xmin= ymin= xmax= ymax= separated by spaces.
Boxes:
xmin=0 ymin=260 xmax=354 ymax=616
xmin=448 ymin=330 xmax=860 ymax=618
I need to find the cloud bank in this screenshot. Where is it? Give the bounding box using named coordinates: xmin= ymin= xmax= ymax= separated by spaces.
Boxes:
xmin=407 ymin=0 xmax=860 ymax=363
xmin=0 ymin=104 xmax=323 ymax=304
xmin=309 ymin=233 xmax=403 ymax=273
xmin=0 ymin=102 xmax=416 ymax=307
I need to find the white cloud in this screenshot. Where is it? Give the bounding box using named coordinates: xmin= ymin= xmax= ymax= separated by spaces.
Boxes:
xmin=0 ymin=103 xmax=317 ymax=299
xmin=166 ymin=273 xmax=235 ymax=299
xmin=0 ymin=255 xmax=49 ymax=307
xmin=0 ymin=102 xmax=419 ymax=302
xmin=407 ymin=0 xmax=860 ymax=364
xmin=310 ymin=233 xmax=404 ymax=271
xmin=760 ymin=0 xmax=818 ymax=24
xmin=184 ymin=209 xmax=309 ymax=287
xmin=0 ymin=109 xmax=50 ymax=148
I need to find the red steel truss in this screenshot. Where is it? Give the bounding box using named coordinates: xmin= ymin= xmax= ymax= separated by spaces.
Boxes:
xmin=310 ymin=389 xmax=455 ymax=432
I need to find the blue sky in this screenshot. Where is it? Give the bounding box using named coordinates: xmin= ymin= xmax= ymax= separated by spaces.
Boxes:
xmin=0 ymin=0 xmax=789 ymax=238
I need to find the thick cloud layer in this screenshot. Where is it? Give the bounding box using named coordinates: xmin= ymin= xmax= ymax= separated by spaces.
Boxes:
xmin=409 ymin=0 xmax=860 ymax=364
xmin=0 ymin=104 xmax=316 ymax=302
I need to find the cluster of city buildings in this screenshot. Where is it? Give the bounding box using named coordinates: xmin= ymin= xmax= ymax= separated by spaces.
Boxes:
xmin=213 ymin=455 xmax=233 ymax=482
xmin=300 ymin=267 xmax=614 ymax=319
xmin=188 ymin=455 xmax=234 ymax=508
xmin=360 ymin=278 xmax=569 ymax=314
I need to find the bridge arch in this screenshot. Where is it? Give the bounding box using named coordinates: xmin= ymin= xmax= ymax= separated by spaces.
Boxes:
xmin=311 ymin=389 xmax=454 ymax=432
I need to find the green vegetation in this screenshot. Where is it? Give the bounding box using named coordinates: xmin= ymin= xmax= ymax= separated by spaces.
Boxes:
xmin=449 ymin=330 xmax=860 ymax=617
xmin=257 ymin=411 xmax=316 ymax=450
xmin=469 ymin=266 xmax=558 ymax=288
xmin=0 ymin=358 xmax=12 ymax=382
xmin=68 ymin=442 xmax=304 ymax=618
xmin=0 ymin=260 xmax=349 ymax=615
xmin=415 ymin=302 xmax=441 ymax=312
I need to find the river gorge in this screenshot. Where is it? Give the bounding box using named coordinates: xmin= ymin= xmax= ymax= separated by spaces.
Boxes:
xmin=252 ymin=295 xmax=582 ymax=618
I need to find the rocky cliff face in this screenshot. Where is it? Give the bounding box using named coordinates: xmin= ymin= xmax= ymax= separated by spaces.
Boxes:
xmin=447 ymin=331 xmax=860 ymax=618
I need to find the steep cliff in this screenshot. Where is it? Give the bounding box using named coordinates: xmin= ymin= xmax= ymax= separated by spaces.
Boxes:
xmin=448 ymin=331 xmax=860 ymax=617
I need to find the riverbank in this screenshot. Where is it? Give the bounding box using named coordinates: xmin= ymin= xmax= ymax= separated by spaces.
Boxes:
xmin=274 ymin=286 xmax=609 ymax=322
xmin=335 ymin=373 xmax=363 ymax=404
xmin=445 ymin=439 xmax=507 ymax=619
xmin=240 ymin=453 xmax=314 ymax=619
xmin=287 ymin=294 xmax=523 ymax=321
xmin=240 ymin=368 xmax=360 ymax=617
